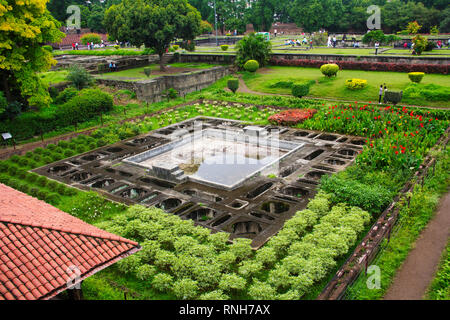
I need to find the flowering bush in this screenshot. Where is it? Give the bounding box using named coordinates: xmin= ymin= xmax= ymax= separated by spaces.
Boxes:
xmin=345 ymin=79 xmax=367 ymax=90
xmin=268 ymin=109 xmax=317 ymax=126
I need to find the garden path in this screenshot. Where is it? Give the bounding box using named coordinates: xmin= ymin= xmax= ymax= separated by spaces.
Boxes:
xmin=383 ymin=191 xmax=450 ymax=300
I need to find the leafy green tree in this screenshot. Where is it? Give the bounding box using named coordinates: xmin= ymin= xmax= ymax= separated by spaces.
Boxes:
xmin=0 ymin=0 xmax=64 ymax=108
xmin=105 ymin=0 xmax=201 ymax=71
xmin=235 ymin=33 xmax=272 ymax=69
xmin=248 ymin=0 xmax=276 ymax=32
xmin=66 ymin=64 xmax=94 ymax=90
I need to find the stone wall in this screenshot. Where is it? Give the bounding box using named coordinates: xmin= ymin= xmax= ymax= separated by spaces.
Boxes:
xmin=271 ymin=52 xmax=449 ymax=65
xmin=96 ymin=66 xmax=230 ymax=102
xmin=179 ymin=54 xmax=236 ymax=64
xmin=53 ymin=54 xmax=161 ymax=73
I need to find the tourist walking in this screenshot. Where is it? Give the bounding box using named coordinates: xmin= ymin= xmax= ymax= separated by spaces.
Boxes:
xmin=327 ymin=36 xmax=332 ymax=47
xmin=332 ymin=35 xmax=336 ymax=48
xmin=374 ymin=41 xmax=379 ymax=55
xmin=75 ymin=42 xmax=79 ymax=50
xmin=309 ymin=38 xmax=313 ymax=50
xmin=72 ymin=42 xmax=75 ymax=50
xmin=274 ymin=29 xmax=277 ymax=37
xmin=383 ymin=85 xmax=388 ymax=104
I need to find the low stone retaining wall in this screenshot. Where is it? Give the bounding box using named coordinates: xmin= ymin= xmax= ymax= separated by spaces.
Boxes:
xmin=272 ymin=52 xmax=449 ymax=65
xmin=179 ymin=52 xmax=449 ymax=66
xmin=53 ymin=54 xmax=161 ymax=73
xmin=96 ymin=66 xmax=230 ymax=102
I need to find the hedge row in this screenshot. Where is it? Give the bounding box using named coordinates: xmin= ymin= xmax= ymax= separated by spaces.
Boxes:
xmin=270 ymin=58 xmax=449 ymax=74
xmin=0 ymin=88 xmax=113 ymax=141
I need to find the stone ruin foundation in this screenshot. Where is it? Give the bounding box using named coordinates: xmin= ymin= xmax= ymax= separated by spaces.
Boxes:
xmin=34 ymin=117 xmax=365 ymax=248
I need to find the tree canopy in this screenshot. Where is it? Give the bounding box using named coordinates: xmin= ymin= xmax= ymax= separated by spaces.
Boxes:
xmin=0 ymin=0 xmax=64 ymax=108
xmin=105 ymin=0 xmax=201 ymax=70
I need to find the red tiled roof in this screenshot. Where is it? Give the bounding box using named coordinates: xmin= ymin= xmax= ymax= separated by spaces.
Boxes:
xmin=0 ymin=184 xmax=140 ymax=300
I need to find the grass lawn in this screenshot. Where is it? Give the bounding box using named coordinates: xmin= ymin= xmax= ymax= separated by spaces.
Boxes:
xmin=272 ymin=47 xmax=384 ymax=55
xmin=242 ymin=66 xmax=450 ymax=108
xmin=39 ymin=70 xmax=69 ymax=85
xmin=95 ymin=62 xmax=217 ymax=81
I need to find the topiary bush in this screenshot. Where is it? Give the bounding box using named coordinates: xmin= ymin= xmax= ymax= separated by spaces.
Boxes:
xmin=345 ymin=79 xmax=368 ymax=90
xmin=408 ymin=72 xmax=425 ymax=83
xmin=220 ymin=45 xmax=229 ymax=51
xmin=143 ymin=67 xmax=152 ymax=78
xmin=172 ymin=45 xmax=179 ymax=51
xmin=320 ymin=64 xmax=339 ymax=77
xmin=384 ymin=90 xmax=403 ymax=105
xmin=227 ymin=78 xmax=239 ymax=93
xmin=244 ymin=60 xmax=259 ymax=72
xmin=292 ymin=83 xmax=310 ymax=98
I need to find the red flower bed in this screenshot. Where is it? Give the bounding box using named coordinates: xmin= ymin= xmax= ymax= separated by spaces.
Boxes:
xmin=270 ymin=58 xmax=448 ymax=74
xmin=268 ymin=109 xmax=317 ymax=126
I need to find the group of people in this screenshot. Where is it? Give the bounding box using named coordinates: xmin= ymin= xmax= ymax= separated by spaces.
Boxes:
xmin=71 ymin=40 xmax=106 ymax=50
xmin=284 ymin=37 xmax=314 ymax=49
xmin=108 ymin=62 xmax=118 ymax=72
xmin=378 ymin=84 xmax=388 ymax=104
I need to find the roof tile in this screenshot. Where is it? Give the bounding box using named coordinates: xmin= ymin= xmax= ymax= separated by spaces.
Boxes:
xmin=0 ymin=183 xmax=140 ymax=300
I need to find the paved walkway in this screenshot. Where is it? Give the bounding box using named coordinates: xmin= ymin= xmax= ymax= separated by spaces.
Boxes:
xmin=384 ymin=191 xmax=450 ymax=300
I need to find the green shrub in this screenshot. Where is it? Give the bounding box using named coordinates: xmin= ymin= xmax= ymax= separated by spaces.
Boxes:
xmin=54 ymin=87 xmax=78 ymax=105
xmin=244 ymin=60 xmax=260 ymax=72
xmin=36 ymin=176 xmax=47 ymax=187
xmin=80 ymin=33 xmax=102 ymax=45
xmin=384 ymin=91 xmax=403 ymax=105
xmin=10 ymin=155 xmax=20 ymax=162
xmin=227 ymin=78 xmax=239 ymax=93
xmin=220 ymin=45 xmax=229 ymax=51
xmin=34 ymin=148 xmax=44 ymax=154
xmin=58 ymin=140 xmax=69 ymax=148
xmin=66 ymin=64 xmax=94 ymax=90
xmin=408 ymin=72 xmax=425 ymax=83
xmin=320 ymin=175 xmax=393 ymax=215
xmin=172 ymin=45 xmax=179 ymax=51
xmin=42 ymin=45 xmax=53 ymax=52
xmin=292 ymin=83 xmax=310 ymax=98
xmin=143 ymin=67 xmax=152 ymax=78
xmin=60 ymin=88 xmax=113 ymax=125
xmin=26 ymin=172 xmax=39 ymax=183
xmin=18 ymin=158 xmax=29 ymax=167
xmin=235 ymin=33 xmax=271 ymax=69
xmin=64 ymin=149 xmax=74 ymax=157
xmin=403 ymin=83 xmax=450 ymax=102
xmin=114 ymin=45 xmax=120 ymax=50
xmin=37 ymin=190 xmax=48 ymax=201
xmin=47 ymin=193 xmax=61 ymax=205
xmin=320 ymin=64 xmax=339 ymax=77
xmin=7 ymin=165 xmax=17 ymax=176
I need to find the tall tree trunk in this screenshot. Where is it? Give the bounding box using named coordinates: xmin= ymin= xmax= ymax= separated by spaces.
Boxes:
xmin=159 ymin=52 xmax=166 ymax=71
xmin=1 ymin=71 xmax=12 ymax=102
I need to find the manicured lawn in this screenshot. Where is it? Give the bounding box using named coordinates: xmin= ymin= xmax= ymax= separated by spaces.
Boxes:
xmin=272 ymin=47 xmax=384 ymax=55
xmin=242 ymin=66 xmax=450 ymax=107
xmin=95 ymin=62 xmax=217 ymax=81
xmin=39 ymin=70 xmax=69 ymax=85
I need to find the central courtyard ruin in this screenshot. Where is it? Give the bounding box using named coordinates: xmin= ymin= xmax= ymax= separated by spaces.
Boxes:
xmin=34 ymin=116 xmax=365 ymax=248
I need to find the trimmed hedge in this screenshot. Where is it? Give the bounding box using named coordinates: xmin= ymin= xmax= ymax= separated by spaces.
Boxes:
xmin=320 ymin=64 xmax=339 ymax=77
xmin=0 ymin=89 xmax=113 ymax=140
xmin=408 ymin=72 xmax=425 ymax=83
xmin=271 ymin=58 xmax=449 ymax=74
xmin=227 ymin=78 xmax=239 ymax=93
xmin=244 ymin=60 xmax=260 ymax=72
xmin=292 ymin=83 xmax=310 ymax=98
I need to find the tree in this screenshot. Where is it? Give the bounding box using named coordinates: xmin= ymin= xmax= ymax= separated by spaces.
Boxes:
xmin=248 ymin=0 xmax=276 ymax=32
xmin=0 ymin=0 xmax=64 ymax=108
xmin=66 ymin=65 xmax=94 ymax=90
xmin=105 ymin=0 xmax=201 ymax=71
xmin=235 ymin=33 xmax=272 ymax=69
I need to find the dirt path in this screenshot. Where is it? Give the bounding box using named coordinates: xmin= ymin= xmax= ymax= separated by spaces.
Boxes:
xmin=384 ymin=191 xmax=450 ymax=300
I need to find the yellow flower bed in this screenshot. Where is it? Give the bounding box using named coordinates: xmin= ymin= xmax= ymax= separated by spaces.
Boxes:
xmin=345 ymin=78 xmax=368 ymax=90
